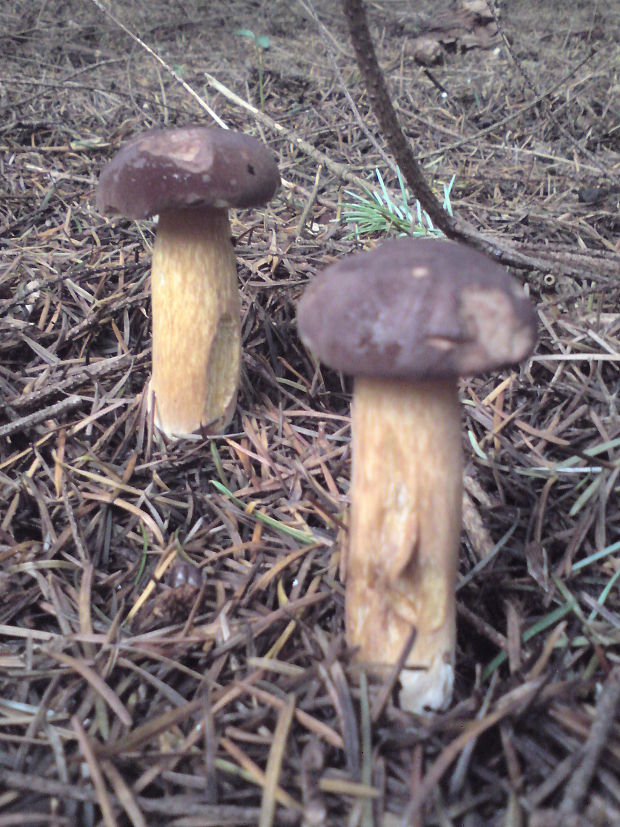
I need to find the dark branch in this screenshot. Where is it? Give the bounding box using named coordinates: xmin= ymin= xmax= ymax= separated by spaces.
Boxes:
xmin=339 ymin=0 xmax=619 ymax=279
xmin=341 ymin=0 xmax=458 ymax=238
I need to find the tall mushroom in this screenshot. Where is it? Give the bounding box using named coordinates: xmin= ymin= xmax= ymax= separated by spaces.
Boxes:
xmin=297 ymin=238 xmax=537 ymax=712
xmin=97 ymin=126 xmax=280 ymax=437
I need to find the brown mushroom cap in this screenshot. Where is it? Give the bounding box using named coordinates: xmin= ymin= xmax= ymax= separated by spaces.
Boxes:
xmin=96 ymin=126 xmax=281 ymax=220
xmin=297 ymin=238 xmax=537 ymax=379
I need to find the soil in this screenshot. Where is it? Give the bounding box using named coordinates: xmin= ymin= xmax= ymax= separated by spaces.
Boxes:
xmin=0 ymin=1 xmax=619 ymax=825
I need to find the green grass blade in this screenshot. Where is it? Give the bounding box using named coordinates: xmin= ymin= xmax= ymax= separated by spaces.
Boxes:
xmin=211 ymin=480 xmax=316 ymax=544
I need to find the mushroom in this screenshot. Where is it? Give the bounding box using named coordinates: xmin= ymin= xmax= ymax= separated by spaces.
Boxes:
xmin=97 ymin=126 xmax=280 ymax=437
xmin=297 ymin=238 xmax=537 ymax=712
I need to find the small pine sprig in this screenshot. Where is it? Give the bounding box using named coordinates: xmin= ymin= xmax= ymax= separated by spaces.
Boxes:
xmin=342 ymin=167 xmax=455 ymax=239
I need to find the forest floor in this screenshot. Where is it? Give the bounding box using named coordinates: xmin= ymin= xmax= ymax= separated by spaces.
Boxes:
xmin=1 ymin=0 xmax=619 ymax=824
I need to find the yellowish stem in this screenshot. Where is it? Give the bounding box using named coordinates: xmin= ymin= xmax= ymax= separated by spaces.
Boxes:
xmin=346 ymin=377 xmax=462 ymax=712
xmin=149 ymin=207 xmax=241 ymax=437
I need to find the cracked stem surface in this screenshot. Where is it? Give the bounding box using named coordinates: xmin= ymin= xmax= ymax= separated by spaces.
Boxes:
xmin=346 ymin=376 xmax=462 ymax=711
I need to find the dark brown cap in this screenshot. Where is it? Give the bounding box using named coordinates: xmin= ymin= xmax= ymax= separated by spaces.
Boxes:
xmin=297 ymin=238 xmax=537 ymax=379
xmin=96 ymin=126 xmax=280 ymax=219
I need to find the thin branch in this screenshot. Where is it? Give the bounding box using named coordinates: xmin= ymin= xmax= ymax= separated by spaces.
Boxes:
xmin=559 ymin=665 xmax=620 ymax=815
xmin=339 ymin=0 xmax=618 ymax=278
xmin=0 ymin=395 xmax=83 ymax=438
xmin=89 ymin=0 xmax=371 ymax=189
xmin=341 ymin=0 xmax=456 ymax=236
xmin=89 ymin=0 xmax=227 ymax=127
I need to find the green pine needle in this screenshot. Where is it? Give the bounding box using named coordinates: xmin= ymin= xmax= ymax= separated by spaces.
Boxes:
xmin=342 ymin=167 xmax=454 ymax=239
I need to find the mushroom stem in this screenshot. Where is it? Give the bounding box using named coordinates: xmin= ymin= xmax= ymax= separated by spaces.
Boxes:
xmin=149 ymin=206 xmax=241 ymax=437
xmin=346 ymin=376 xmax=462 ymax=712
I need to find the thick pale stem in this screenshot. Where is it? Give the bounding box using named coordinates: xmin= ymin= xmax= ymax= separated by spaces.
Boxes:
xmin=346 ymin=377 xmax=462 ymax=712
xmin=149 ymin=206 xmax=241 ymax=437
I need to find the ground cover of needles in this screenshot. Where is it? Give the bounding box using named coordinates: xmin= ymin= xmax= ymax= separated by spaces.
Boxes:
xmin=0 ymin=1 xmax=619 ymax=825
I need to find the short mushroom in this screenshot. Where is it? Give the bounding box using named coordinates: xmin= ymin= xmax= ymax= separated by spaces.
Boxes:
xmin=97 ymin=126 xmax=280 ymax=437
xmin=297 ymin=238 xmax=537 ymax=712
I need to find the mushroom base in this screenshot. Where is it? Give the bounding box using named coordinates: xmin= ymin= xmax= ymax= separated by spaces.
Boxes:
xmin=346 ymin=377 xmax=462 ymax=713
xmin=149 ymin=207 xmax=241 ymax=437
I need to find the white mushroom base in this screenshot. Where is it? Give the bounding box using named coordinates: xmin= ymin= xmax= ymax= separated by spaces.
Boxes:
xmin=399 ymin=660 xmax=455 ymax=715
xmin=345 ymin=377 xmax=462 ymax=714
